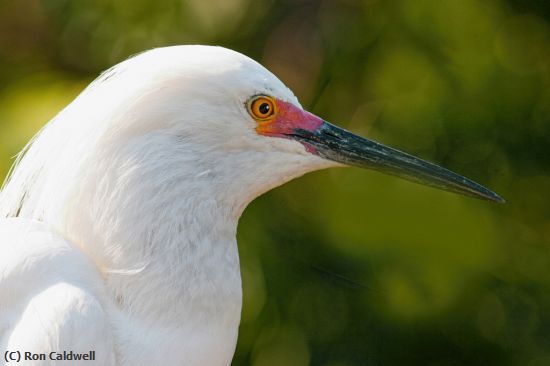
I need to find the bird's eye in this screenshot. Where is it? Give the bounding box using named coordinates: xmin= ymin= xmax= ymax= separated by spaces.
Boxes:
xmin=248 ymin=96 xmax=276 ymax=120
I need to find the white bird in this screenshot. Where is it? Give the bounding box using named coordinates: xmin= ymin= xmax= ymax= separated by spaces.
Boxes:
xmin=0 ymin=45 xmax=503 ymax=366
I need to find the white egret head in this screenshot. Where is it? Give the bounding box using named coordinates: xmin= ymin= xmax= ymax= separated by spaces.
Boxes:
xmin=0 ymin=45 xmax=502 ymax=244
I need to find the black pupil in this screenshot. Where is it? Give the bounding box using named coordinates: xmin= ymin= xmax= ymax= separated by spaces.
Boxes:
xmin=259 ymin=103 xmax=270 ymax=115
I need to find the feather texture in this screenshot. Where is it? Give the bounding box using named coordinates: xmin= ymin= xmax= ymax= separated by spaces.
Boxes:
xmin=0 ymin=45 xmax=332 ymax=365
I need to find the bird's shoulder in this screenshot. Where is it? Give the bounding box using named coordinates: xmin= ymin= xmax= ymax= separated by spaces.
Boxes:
xmin=0 ymin=218 xmax=116 ymax=365
xmin=0 ymin=218 xmax=103 ymax=293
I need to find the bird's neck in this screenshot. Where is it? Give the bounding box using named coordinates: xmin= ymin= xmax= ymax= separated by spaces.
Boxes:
xmin=104 ymin=198 xmax=242 ymax=324
xmin=87 ymin=187 xmax=242 ymax=365
xmin=54 ymin=142 xmax=247 ymax=354
xmin=99 ymin=196 xmax=242 ymax=366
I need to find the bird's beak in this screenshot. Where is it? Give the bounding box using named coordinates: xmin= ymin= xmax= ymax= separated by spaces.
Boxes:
xmin=290 ymin=120 xmax=504 ymax=203
xmin=256 ymin=99 xmax=504 ymax=203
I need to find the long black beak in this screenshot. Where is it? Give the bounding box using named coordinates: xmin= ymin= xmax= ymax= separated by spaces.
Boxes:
xmin=292 ymin=121 xmax=504 ymax=203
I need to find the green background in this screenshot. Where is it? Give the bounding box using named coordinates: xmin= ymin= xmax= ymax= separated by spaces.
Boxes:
xmin=1 ymin=1 xmax=549 ymax=365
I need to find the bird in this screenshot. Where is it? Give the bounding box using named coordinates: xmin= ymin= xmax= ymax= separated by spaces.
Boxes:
xmin=0 ymin=45 xmax=503 ymax=366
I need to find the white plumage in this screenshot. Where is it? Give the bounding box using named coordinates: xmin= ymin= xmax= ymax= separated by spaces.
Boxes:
xmin=0 ymin=45 xmax=501 ymax=366
xmin=0 ymin=46 xmax=333 ymax=366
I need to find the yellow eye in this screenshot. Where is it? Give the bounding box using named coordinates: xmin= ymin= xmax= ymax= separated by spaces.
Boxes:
xmin=248 ymin=96 xmax=276 ymax=120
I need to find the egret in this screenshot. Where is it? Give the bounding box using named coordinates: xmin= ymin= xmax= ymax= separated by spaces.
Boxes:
xmin=0 ymin=45 xmax=502 ymax=366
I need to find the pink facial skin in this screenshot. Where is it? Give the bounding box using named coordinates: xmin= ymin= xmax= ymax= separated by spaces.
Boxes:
xmin=255 ymin=99 xmax=324 ymax=153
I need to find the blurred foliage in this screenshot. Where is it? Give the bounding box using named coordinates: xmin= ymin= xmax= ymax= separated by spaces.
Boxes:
xmin=1 ymin=0 xmax=549 ymax=365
